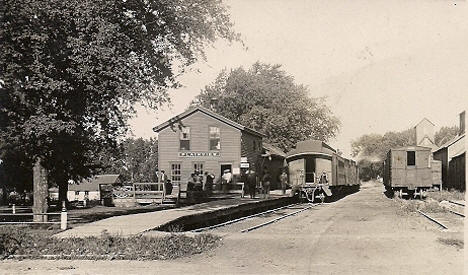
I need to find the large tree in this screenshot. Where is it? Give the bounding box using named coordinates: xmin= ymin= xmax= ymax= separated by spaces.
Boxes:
xmin=0 ymin=0 xmax=239 ymax=202
xmin=192 ymin=62 xmax=340 ymax=151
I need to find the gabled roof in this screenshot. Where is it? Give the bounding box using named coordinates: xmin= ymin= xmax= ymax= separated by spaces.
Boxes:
xmin=263 ymin=143 xmax=286 ymax=158
xmin=68 ymin=174 xmax=120 ymax=191
xmin=434 ymin=133 xmax=466 ymax=153
xmin=152 ymin=106 xmax=265 ymax=137
xmin=415 ymin=117 xmax=435 ymax=127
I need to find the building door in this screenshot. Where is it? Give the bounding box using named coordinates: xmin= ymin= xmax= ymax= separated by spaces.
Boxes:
xmin=220 ymin=164 xmax=232 ymax=176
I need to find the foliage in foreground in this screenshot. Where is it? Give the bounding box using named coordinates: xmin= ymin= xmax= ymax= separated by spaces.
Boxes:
xmin=0 ymin=226 xmax=220 ymax=260
xmin=394 ymin=198 xmax=447 ymax=216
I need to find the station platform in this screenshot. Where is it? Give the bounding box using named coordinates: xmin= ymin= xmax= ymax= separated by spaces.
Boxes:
xmin=55 ymin=190 xmax=292 ymax=238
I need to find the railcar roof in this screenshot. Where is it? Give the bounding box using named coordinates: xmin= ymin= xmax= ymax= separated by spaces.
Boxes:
xmin=286 ymin=140 xmax=336 ymax=158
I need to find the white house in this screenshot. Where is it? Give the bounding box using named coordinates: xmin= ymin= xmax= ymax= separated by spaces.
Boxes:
xmin=67 ymin=174 xmax=120 ymax=202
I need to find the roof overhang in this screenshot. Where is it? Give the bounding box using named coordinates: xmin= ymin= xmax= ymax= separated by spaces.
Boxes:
xmin=152 ymin=106 xmax=265 ymax=138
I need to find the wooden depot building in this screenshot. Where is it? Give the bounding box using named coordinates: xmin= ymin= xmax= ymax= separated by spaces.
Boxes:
xmin=153 ymin=106 xmax=265 ymax=186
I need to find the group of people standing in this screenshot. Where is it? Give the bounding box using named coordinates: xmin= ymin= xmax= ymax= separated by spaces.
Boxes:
xmin=157 ymin=166 xmax=290 ymax=199
xmin=187 ymin=170 xmax=215 ymax=193
xmin=242 ymin=167 xmax=289 ymax=199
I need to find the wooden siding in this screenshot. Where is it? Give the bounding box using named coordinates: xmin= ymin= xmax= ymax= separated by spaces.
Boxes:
xmin=448 ymin=153 xmax=465 ymax=191
xmin=433 ymin=148 xmax=448 ymax=187
xmin=157 ymin=111 xmax=242 ymax=183
xmin=241 ymin=132 xmax=262 ymax=172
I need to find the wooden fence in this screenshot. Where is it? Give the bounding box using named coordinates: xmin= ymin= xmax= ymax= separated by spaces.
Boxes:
xmin=0 ymin=204 xmax=68 ymax=230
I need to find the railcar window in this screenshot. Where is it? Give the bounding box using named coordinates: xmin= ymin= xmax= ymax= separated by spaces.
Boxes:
xmin=407 ymin=151 xmax=416 ymax=166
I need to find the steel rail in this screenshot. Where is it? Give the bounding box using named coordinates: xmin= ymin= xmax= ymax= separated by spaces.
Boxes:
xmin=241 ymin=203 xmax=317 ymax=233
xmin=192 ymin=203 xmax=301 ymax=232
xmin=417 ymin=210 xmax=448 ymax=230
xmin=448 ymin=209 xmax=465 ymax=217
xmin=448 ymin=200 xmax=465 ymax=207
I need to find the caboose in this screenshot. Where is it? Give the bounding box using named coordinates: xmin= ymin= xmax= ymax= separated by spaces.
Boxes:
xmin=383 ymin=146 xmax=442 ymax=198
xmin=286 ymin=140 xmax=359 ymax=202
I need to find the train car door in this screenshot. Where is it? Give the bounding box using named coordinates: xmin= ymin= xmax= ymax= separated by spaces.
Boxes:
xmin=288 ymin=159 xmax=305 ymax=186
xmin=316 ymin=157 xmax=332 ymax=184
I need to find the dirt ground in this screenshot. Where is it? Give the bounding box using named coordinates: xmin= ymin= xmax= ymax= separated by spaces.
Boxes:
xmin=1 ymin=182 xmax=464 ymax=275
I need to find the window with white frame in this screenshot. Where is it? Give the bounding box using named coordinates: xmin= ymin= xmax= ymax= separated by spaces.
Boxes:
xmin=180 ymin=127 xmax=190 ymax=150
xmin=193 ymin=162 xmax=204 ymax=174
xmin=209 ymin=127 xmax=221 ymax=150
xmin=171 ymin=163 xmax=182 ymax=185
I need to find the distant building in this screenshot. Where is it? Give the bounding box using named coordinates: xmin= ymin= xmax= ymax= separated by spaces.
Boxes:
xmin=433 ymin=111 xmax=466 ymax=191
xmin=67 ymin=174 xmax=120 ymax=202
xmin=414 ymin=118 xmax=437 ymax=150
xmin=153 ymin=106 xmax=264 ymax=186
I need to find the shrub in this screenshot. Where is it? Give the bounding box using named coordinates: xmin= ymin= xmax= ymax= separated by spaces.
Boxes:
xmin=0 ymin=226 xmax=26 ymax=259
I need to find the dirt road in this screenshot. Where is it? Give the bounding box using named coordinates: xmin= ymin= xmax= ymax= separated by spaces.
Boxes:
xmin=2 ymin=182 xmax=464 ymax=274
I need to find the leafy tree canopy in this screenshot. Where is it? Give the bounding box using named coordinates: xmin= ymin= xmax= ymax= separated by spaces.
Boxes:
xmin=0 ymin=0 xmax=239 ymax=198
xmin=100 ymin=137 xmax=158 ymax=183
xmin=191 ymin=62 xmax=340 ymax=151
xmin=434 ymin=126 xmax=459 ymax=146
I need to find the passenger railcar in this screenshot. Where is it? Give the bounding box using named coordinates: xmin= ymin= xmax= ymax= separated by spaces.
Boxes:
xmin=383 ymin=146 xmax=442 ymax=198
xmin=286 ymin=140 xmax=359 ymax=202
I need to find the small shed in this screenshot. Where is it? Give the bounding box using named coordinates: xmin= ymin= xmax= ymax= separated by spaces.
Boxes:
xmin=383 ymin=146 xmax=436 ymax=191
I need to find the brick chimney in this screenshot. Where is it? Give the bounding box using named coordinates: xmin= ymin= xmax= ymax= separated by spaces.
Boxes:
xmin=459 ymin=111 xmax=465 ymax=135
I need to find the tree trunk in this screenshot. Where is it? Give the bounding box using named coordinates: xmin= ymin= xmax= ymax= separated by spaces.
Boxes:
xmin=33 ymin=159 xmax=48 ymax=222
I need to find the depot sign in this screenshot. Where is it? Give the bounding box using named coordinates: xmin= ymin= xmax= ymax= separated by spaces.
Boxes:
xmin=178 ymin=151 xmax=220 ymax=157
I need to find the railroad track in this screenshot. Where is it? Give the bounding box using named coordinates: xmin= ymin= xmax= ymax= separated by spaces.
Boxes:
xmin=447 ymin=200 xmax=465 ymax=207
xmin=417 ymin=210 xmax=448 ymax=230
xmin=240 ymin=203 xmax=316 ymax=233
xmin=192 ymin=203 xmax=317 ymax=233
xmin=417 ymin=201 xmax=465 ymax=230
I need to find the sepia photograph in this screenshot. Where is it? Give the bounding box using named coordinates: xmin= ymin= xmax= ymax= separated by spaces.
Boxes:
xmin=0 ymin=0 xmax=466 ymax=274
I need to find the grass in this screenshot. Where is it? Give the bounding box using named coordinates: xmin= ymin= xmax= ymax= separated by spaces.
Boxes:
xmin=437 ymin=237 xmax=464 ymax=249
xmin=394 ymin=198 xmax=447 ymax=215
xmin=426 ymin=190 xmax=465 ymax=202
xmin=0 ymin=226 xmax=220 ymax=260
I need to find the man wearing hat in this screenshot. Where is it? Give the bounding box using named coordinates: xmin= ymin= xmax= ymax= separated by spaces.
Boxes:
xmin=221 ymin=169 xmax=232 ymax=193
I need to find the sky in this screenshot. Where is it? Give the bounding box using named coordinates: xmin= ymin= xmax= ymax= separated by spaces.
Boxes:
xmin=129 ymin=0 xmax=468 ymax=158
